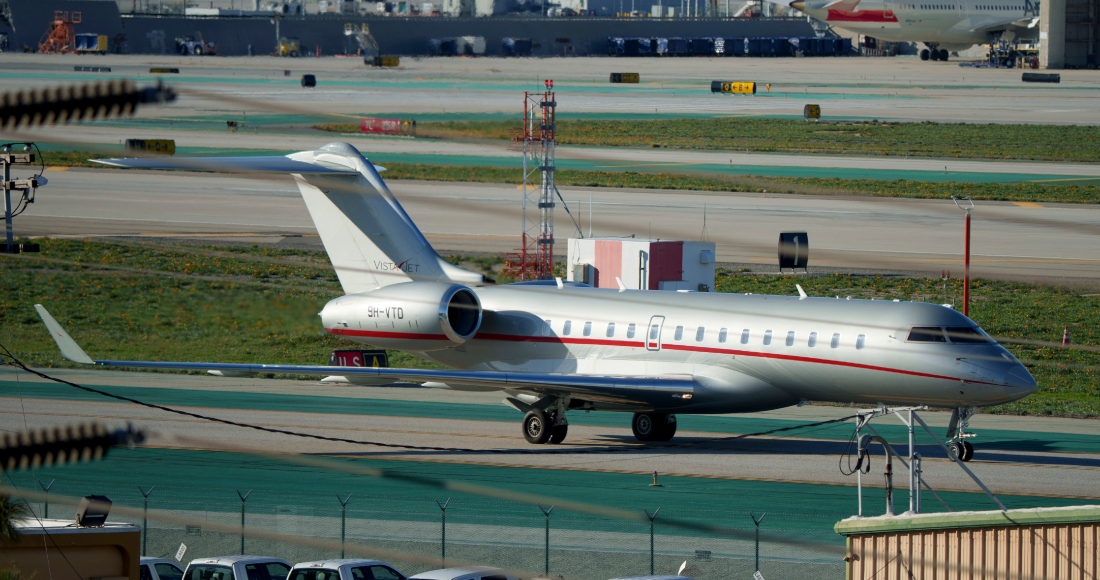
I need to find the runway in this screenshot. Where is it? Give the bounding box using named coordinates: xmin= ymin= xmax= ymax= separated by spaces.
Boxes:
xmin=3 ymin=368 xmax=1098 ymax=503
xmin=19 ymin=168 xmax=1100 ymax=284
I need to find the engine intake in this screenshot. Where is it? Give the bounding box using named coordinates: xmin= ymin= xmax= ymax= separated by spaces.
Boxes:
xmin=321 ymin=282 xmax=482 ymax=351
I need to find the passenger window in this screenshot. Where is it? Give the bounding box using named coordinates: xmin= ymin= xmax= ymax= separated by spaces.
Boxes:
xmin=831 ymin=333 xmax=841 ymax=348
xmin=607 ymin=322 xmax=616 ymax=337
xmin=563 ymin=320 xmax=572 ymax=335
xmin=718 ymin=328 xmax=728 ymax=343
xmin=627 ymin=323 xmax=636 ymax=338
xmin=856 ymin=334 xmax=866 ymax=350
xmin=674 ymin=326 xmax=684 ymax=340
xmin=542 ymin=320 xmax=552 ymax=336
xmin=808 ymin=332 xmax=817 ymax=347
xmin=785 ymin=331 xmax=795 ymax=346
xmin=741 ymin=329 xmax=750 ymax=344
xmin=907 ymin=327 xmax=946 ymax=343
xmin=583 ymin=321 xmax=592 ymax=336
xmin=369 ymin=566 xmax=404 ymax=580
xmin=763 ymin=330 xmax=773 ymax=345
xmin=650 ymin=324 xmax=659 ymax=340
xmin=696 ymin=326 xmax=705 ymax=341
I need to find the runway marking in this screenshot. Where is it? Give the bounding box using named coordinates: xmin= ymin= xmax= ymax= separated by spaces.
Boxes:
xmin=1013 ymin=202 xmax=1045 ymax=208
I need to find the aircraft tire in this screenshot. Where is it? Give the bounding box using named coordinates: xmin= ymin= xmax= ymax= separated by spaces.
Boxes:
xmin=523 ymin=410 xmax=553 ymax=444
xmin=632 ymin=412 xmax=663 ymax=441
xmin=549 ymin=423 xmax=569 ymax=444
xmin=961 ymin=441 xmax=974 ymax=462
xmin=939 ymin=49 xmax=950 ymax=61
xmin=930 ymin=49 xmax=940 ymax=61
xmin=920 ymin=49 xmax=930 ymax=61
xmin=654 ymin=414 xmax=677 ymax=441
xmin=949 ymin=440 xmax=965 ymax=460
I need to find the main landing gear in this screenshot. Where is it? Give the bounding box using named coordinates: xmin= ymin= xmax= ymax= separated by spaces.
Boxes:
xmin=631 ymin=412 xmax=677 ymax=442
xmin=920 ymin=47 xmax=950 ymax=61
xmin=946 ymin=407 xmax=976 ymax=462
xmin=522 ymin=409 xmax=569 ymax=444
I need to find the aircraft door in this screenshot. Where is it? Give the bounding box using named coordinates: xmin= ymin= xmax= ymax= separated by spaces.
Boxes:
xmin=646 ymin=315 xmax=665 ymax=351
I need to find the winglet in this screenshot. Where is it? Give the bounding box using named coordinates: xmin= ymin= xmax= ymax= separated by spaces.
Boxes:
xmin=796 ymin=284 xmax=808 ymax=300
xmin=34 ymin=305 xmax=95 ymax=364
xmin=616 ymin=277 xmax=627 ymax=292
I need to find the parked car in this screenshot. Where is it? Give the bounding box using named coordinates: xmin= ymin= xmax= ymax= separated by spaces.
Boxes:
xmin=140 ymin=557 xmax=184 ymax=580
xmin=608 ymin=577 xmax=694 ymax=580
xmin=407 ymin=567 xmax=517 ymax=580
xmin=289 ymin=559 xmax=407 ymax=580
xmin=182 ymin=555 xmax=291 ymax=580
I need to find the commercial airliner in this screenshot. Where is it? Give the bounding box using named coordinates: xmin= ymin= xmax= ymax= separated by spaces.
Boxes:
xmin=786 ymin=0 xmax=1040 ymax=60
xmin=36 ymin=142 xmax=1037 ymax=460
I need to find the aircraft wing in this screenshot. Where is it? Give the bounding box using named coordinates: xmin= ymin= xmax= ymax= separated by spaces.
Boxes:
xmin=34 ymin=305 xmax=695 ymax=408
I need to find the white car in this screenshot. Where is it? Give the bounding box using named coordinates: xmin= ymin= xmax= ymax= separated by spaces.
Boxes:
xmin=289 ymin=559 xmax=407 ymax=580
xmin=407 ymin=567 xmax=517 ymax=580
xmin=182 ymin=555 xmax=292 ymax=580
xmin=608 ymin=577 xmax=694 ymax=580
xmin=140 ymin=557 xmax=184 ymax=580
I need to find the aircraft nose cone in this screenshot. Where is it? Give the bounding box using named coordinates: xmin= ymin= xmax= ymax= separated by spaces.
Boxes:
xmin=1004 ymin=363 xmax=1038 ymax=398
xmin=789 ymin=0 xmax=806 ymax=9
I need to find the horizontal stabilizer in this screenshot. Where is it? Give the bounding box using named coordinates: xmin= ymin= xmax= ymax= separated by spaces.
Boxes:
xmin=92 ymin=155 xmax=360 ymax=174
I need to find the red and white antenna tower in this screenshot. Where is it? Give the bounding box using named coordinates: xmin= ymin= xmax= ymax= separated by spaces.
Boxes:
xmin=517 ymin=80 xmax=557 ymax=280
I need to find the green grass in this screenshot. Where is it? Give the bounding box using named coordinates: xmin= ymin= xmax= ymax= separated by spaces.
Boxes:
xmin=320 ymin=118 xmax=1100 ymax=163
xmin=2 ymin=238 xmax=1097 ymax=418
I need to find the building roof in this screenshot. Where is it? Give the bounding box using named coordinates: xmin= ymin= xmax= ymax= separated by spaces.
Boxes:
xmin=14 ymin=518 xmax=140 ymax=535
xmin=835 ymin=504 xmax=1100 ymax=536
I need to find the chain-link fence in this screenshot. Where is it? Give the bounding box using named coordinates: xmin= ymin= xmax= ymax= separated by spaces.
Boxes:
xmin=14 ymin=479 xmax=844 ymax=580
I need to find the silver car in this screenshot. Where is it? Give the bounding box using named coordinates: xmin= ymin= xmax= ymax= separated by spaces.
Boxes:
xmin=182 ymin=555 xmax=291 ymax=580
xmin=407 ymin=567 xmax=517 ymax=580
xmin=289 ymin=558 xmax=407 ymax=580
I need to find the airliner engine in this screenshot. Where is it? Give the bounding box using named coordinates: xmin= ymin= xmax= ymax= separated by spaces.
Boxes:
xmin=320 ymin=281 xmax=482 ymax=350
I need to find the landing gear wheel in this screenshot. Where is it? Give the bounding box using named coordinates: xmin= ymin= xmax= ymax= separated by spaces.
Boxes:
xmin=938 ymin=49 xmax=949 ymax=61
xmin=920 ymin=48 xmax=930 ymax=61
xmin=632 ymin=412 xmax=664 ymax=442
xmin=961 ymin=440 xmax=974 ymax=462
xmin=194 ymin=45 xmax=203 ymax=56
xmin=949 ymin=440 xmax=965 ymax=460
xmin=523 ymin=410 xmax=552 ymax=444
xmin=930 ymin=49 xmax=941 ymax=61
xmin=654 ymin=414 xmax=677 ymax=441
xmin=549 ymin=423 xmax=569 ymax=444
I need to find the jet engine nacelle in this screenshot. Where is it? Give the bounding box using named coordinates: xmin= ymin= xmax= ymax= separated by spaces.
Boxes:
xmin=321 ymin=281 xmax=482 ymax=351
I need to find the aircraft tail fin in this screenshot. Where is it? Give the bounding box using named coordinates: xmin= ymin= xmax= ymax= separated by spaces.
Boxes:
xmin=94 ymin=142 xmax=487 ymax=294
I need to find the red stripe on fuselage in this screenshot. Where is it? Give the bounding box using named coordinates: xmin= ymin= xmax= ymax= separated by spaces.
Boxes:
xmin=827 ymin=9 xmax=899 ymax=21
xmin=326 ymin=327 xmax=992 ymax=385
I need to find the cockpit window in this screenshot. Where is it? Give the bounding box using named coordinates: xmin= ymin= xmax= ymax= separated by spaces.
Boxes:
xmin=907 ymin=327 xmax=947 ymax=343
xmin=944 ymin=326 xmax=991 ymax=344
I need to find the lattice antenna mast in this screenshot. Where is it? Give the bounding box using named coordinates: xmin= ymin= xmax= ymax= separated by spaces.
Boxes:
xmin=520 ymin=80 xmax=558 ymax=280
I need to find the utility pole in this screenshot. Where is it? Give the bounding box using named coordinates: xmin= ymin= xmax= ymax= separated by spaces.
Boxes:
xmin=236 ymin=489 xmax=252 ymax=555
xmin=436 ymin=498 xmax=450 ymax=567
xmin=139 ymin=485 xmax=155 ymax=556
xmin=539 ymin=505 xmax=554 ymax=576
xmin=750 ymin=512 xmax=767 ymax=574
xmin=1 ymin=143 xmax=44 ymax=254
xmin=644 ymin=507 xmax=660 ymax=575
xmin=337 ymin=494 xmax=352 ymax=558
xmin=952 ymin=196 xmax=974 ymax=317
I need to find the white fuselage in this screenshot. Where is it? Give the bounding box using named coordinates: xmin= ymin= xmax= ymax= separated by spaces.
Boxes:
xmin=791 ymin=0 xmax=1037 ymax=47
xmin=322 ymin=283 xmax=1037 ymax=415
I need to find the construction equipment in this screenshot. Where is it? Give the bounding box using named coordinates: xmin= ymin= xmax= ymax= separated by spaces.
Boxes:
xmin=345 ymin=23 xmax=379 ymax=58
xmin=277 ymin=36 xmax=301 ymax=57
xmin=38 ymin=11 xmax=80 ymax=54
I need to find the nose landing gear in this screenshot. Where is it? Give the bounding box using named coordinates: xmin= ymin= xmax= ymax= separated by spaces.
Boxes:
xmin=947 ymin=407 xmax=977 ymax=462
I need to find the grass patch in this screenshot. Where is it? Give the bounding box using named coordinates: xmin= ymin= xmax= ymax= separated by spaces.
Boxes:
xmin=2 ymin=239 xmax=1097 ymax=418
xmin=380 ymin=162 xmax=1100 ymax=204
xmin=318 ymin=118 xmax=1100 ymax=163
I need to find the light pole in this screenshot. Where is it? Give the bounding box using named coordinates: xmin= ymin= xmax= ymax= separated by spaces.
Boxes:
xmin=952 ymin=196 xmax=974 ymax=317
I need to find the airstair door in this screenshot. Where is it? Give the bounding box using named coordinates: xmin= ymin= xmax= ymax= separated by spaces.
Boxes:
xmin=646 ymin=315 xmax=666 ymax=351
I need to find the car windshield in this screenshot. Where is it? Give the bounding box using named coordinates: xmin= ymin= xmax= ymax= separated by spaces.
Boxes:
xmin=245 ymin=563 xmax=290 ymax=580
xmin=186 ymin=565 xmax=233 ymax=580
